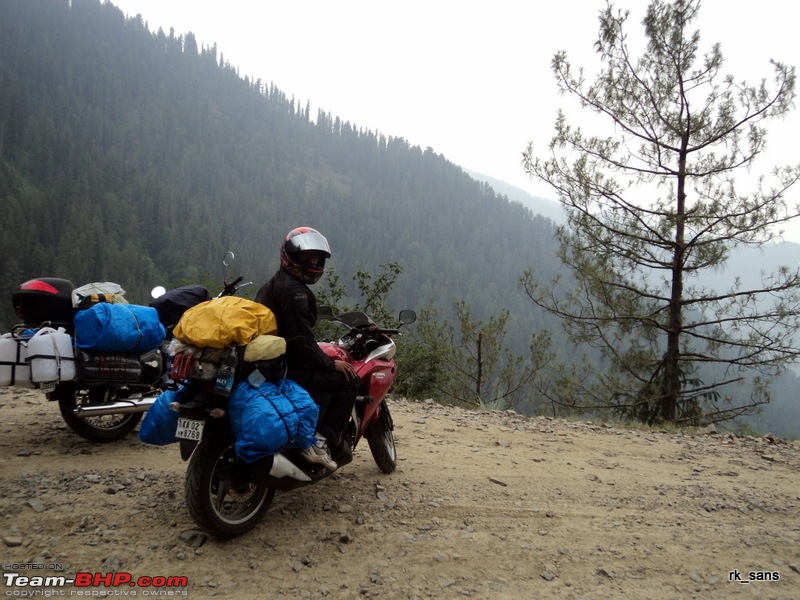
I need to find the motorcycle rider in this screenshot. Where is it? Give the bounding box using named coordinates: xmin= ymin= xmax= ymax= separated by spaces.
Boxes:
xmin=255 ymin=227 xmax=359 ymax=471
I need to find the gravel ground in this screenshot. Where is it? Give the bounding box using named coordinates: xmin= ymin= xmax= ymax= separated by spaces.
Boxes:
xmin=2 ymin=387 xmax=799 ymax=599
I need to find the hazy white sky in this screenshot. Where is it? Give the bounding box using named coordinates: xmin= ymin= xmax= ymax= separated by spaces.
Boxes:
xmin=111 ymin=0 xmax=800 ymax=240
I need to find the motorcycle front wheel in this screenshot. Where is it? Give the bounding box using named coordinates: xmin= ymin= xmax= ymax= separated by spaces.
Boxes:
xmin=184 ymin=432 xmax=275 ymax=539
xmin=56 ymin=383 xmax=143 ymax=443
xmin=365 ymin=402 xmax=397 ymax=474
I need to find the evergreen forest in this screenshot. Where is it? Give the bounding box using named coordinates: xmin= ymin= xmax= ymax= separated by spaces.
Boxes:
xmin=0 ymin=0 xmax=558 ymax=335
xmin=1 ymin=0 xmax=798 ymax=436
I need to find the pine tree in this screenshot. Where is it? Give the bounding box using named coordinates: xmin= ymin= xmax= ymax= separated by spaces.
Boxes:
xmin=522 ymin=0 xmax=800 ymax=424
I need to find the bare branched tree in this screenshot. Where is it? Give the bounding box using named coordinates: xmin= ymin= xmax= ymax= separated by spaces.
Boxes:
xmin=407 ymin=301 xmax=552 ymax=411
xmin=522 ymin=0 xmax=800 ymax=424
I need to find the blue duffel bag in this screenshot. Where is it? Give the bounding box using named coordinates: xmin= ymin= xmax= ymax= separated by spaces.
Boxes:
xmin=74 ymin=303 xmax=166 ymax=353
xmin=138 ymin=382 xmax=202 ymax=446
xmin=138 ymin=387 xmax=182 ymax=446
xmin=228 ymin=377 xmax=318 ymax=463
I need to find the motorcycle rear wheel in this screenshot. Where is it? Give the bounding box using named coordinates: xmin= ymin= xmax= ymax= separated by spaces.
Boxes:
xmin=56 ymin=384 xmax=142 ymax=443
xmin=185 ymin=433 xmax=275 ymax=539
xmin=365 ymin=403 xmax=397 ymax=473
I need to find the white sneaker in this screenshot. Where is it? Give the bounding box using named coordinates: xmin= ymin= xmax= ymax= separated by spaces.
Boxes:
xmin=301 ymin=436 xmax=338 ymax=471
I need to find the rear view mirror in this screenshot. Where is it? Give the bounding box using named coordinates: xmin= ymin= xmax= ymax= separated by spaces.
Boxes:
xmin=398 ymin=309 xmax=416 ymax=325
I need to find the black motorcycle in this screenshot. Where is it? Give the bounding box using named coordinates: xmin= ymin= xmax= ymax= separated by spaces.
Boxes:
xmin=3 ymin=252 xmax=244 ymax=442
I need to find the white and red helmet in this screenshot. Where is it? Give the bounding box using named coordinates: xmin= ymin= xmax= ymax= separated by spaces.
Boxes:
xmin=280 ymin=227 xmax=331 ymax=284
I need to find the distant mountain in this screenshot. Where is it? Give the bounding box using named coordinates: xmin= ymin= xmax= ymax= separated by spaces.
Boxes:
xmin=702 ymin=241 xmax=800 ymax=293
xmin=466 ymin=170 xmax=565 ymax=223
xmin=463 ymin=171 xmax=800 ymax=298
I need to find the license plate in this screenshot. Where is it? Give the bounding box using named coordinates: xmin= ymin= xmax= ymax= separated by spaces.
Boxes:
xmin=175 ymin=417 xmax=205 ymax=441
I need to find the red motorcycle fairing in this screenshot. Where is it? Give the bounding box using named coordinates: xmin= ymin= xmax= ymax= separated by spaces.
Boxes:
xmin=318 ymin=342 xmax=348 ymax=362
xmin=363 ymin=363 xmax=395 ymax=401
xmin=318 ymin=340 xmax=394 ymax=434
xmin=321 ymin=341 xmax=395 ymax=391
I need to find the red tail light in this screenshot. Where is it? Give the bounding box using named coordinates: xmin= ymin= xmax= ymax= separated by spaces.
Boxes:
xmin=17 ymin=280 xmax=61 ymax=294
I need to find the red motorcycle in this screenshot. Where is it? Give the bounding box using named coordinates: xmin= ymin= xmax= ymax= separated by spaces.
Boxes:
xmin=180 ymin=307 xmax=416 ymax=539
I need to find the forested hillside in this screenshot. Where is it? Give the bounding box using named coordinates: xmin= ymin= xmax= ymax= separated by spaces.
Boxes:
xmin=0 ymin=0 xmax=559 ymax=343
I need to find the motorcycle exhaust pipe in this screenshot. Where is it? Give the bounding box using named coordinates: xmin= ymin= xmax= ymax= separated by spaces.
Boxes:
xmin=72 ymin=395 xmax=158 ymax=417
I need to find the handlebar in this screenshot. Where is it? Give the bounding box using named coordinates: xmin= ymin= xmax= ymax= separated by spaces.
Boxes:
xmin=220 ymin=276 xmax=242 ymax=297
xmin=217 ymin=276 xmax=252 ymax=298
xmin=376 ymin=328 xmax=401 ymax=336
xmin=323 ymin=309 xmax=415 ymax=337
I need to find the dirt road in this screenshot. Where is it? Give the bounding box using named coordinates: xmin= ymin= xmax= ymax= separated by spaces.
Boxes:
xmin=2 ymin=388 xmax=799 ymax=599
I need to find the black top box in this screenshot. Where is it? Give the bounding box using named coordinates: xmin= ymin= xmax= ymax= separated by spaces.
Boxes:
xmin=12 ymin=278 xmax=75 ymax=326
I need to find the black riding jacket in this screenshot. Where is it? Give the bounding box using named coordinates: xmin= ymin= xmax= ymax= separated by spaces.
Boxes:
xmin=254 ymin=268 xmax=336 ymax=372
